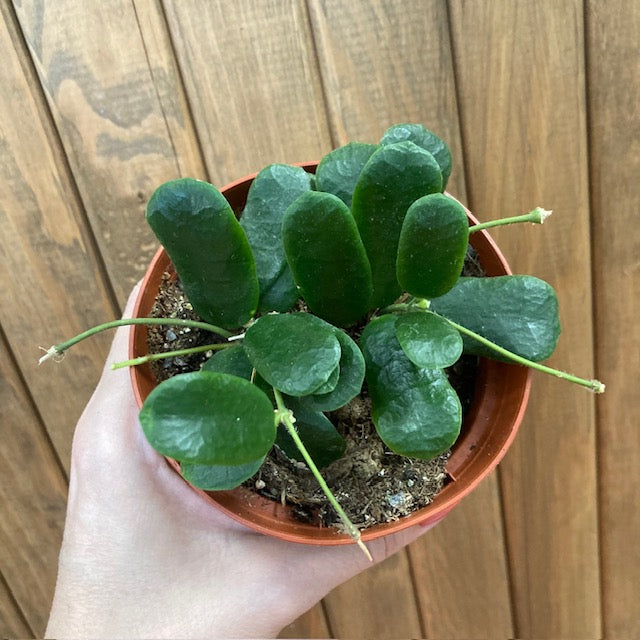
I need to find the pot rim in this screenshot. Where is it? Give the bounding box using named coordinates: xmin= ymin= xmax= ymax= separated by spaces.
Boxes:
xmin=130 ymin=164 xmax=531 ymax=545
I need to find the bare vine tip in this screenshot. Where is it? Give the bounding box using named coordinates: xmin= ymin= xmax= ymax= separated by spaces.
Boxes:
xmin=591 ymin=379 xmax=606 ymax=394
xmin=532 ymin=207 xmax=553 ymax=223
xmin=38 ymin=346 xmax=64 ymax=365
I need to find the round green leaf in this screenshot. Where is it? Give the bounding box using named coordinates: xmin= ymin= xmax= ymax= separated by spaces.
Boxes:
xmin=395 ymin=312 xmax=463 ymax=368
xmin=312 ymin=363 xmax=340 ymax=395
xmin=240 ymin=164 xmax=312 ymax=312
xmin=275 ymin=399 xmax=346 ymax=469
xmin=299 ymin=329 xmax=366 ymax=412
xmin=283 ymin=191 xmax=373 ymax=327
xmin=146 ymin=178 xmax=258 ymax=329
xmin=315 ymin=142 xmax=379 ymax=207
xmin=202 ymin=344 xmax=253 ymax=378
xmin=381 ymin=123 xmax=452 ymax=190
xmin=396 ymin=193 xmax=469 ymax=299
xmin=430 ymin=275 xmax=561 ymax=361
xmin=360 ymin=315 xmax=462 ymax=460
xmin=181 ymin=456 xmax=265 ymax=491
xmin=243 ymin=313 xmax=341 ymax=396
xmin=139 ymin=371 xmax=276 ymax=465
xmin=352 ymin=141 xmax=443 ymax=309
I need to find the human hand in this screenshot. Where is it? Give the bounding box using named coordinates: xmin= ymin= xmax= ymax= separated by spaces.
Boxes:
xmin=46 ymin=284 xmax=440 ymax=639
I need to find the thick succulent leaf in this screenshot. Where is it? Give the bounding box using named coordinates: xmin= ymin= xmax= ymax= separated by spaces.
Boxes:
xmin=283 ymin=191 xmax=373 ymax=326
xmin=139 ymin=371 xmax=276 ymax=465
xmin=360 ymin=315 xmax=461 ymax=460
xmin=240 ymin=164 xmax=312 ymax=312
xmin=202 ymin=344 xmax=253 ymax=378
xmin=146 ymin=178 xmax=258 ymax=329
xmin=298 ymin=329 xmax=366 ymax=412
xmin=243 ymin=312 xmax=341 ymax=396
xmin=430 ymin=275 xmax=561 ymax=361
xmin=275 ymin=399 xmax=346 ymax=468
xmin=312 ymin=364 xmax=340 ymax=394
xmin=202 ymin=344 xmax=274 ymax=400
xmin=381 ymin=123 xmax=452 ymax=190
xmin=352 ymin=141 xmax=443 ymax=309
xmin=181 ymin=456 xmax=265 ymax=491
xmin=395 ymin=312 xmax=463 ymax=369
xmin=315 ymin=142 xmax=379 ymax=207
xmin=396 ymin=193 xmax=469 ymax=299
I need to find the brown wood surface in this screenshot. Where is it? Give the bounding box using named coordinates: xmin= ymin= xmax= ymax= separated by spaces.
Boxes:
xmin=586 ymin=0 xmax=640 ymax=636
xmin=449 ymin=1 xmax=600 ymax=636
xmin=1 ymin=0 xmax=636 ymax=636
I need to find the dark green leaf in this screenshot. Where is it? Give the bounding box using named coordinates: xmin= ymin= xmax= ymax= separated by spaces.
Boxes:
xmin=381 ymin=123 xmax=452 ymax=190
xmin=139 ymin=371 xmax=276 ymax=465
xmin=275 ymin=399 xmax=345 ymax=468
xmin=315 ymin=142 xmax=379 ymax=207
xmin=395 ymin=312 xmax=463 ymax=368
xmin=283 ymin=191 xmax=372 ymax=326
xmin=240 ymin=164 xmax=312 ymax=312
xmin=352 ymin=141 xmax=443 ymax=308
xmin=396 ymin=193 xmax=469 ymax=299
xmin=430 ymin=275 xmax=561 ymax=361
xmin=181 ymin=457 xmax=265 ymax=491
xmin=202 ymin=344 xmax=253 ymax=379
xmin=360 ymin=315 xmax=461 ymax=459
xmin=312 ymin=364 xmax=340 ymax=394
xmin=146 ymin=178 xmax=258 ymax=329
xmin=243 ymin=313 xmax=341 ymax=396
xmin=298 ymin=329 xmax=365 ymax=412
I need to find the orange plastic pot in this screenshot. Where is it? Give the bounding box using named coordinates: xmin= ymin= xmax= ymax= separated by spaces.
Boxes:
xmin=130 ymin=164 xmax=531 ymax=545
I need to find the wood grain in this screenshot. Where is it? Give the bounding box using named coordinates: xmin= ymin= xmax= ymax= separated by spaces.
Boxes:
xmin=586 ymin=1 xmax=640 ymax=635
xmin=449 ymin=1 xmax=600 ymax=636
xmin=0 ymin=331 xmax=68 ymax=635
xmin=308 ymin=2 xmax=514 ymax=636
xmin=0 ymin=571 xmax=32 ymax=638
xmin=163 ymin=0 xmax=332 ymax=184
xmin=0 ymin=1 xmax=116 ymax=469
xmin=279 ymin=603 xmax=331 ymax=639
xmin=13 ymin=0 xmax=205 ymax=304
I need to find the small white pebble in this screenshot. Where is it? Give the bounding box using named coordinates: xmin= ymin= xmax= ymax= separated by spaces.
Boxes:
xmin=255 ymin=479 xmax=266 ymax=490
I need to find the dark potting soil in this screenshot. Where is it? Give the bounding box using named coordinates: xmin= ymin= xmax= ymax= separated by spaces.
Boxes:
xmin=147 ymin=247 xmax=484 ymax=531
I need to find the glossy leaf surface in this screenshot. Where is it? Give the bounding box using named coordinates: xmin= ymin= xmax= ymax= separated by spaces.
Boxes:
xmin=381 ymin=123 xmax=452 ymax=190
xmin=352 ymin=141 xmax=443 ymax=308
xmin=283 ymin=191 xmax=372 ymax=326
xmin=396 ymin=193 xmax=469 ymax=299
xmin=395 ymin=311 xmax=463 ymax=368
xmin=298 ymin=329 xmax=365 ymax=412
xmin=275 ymin=399 xmax=346 ymax=468
xmin=243 ymin=313 xmax=341 ymax=396
xmin=140 ymin=371 xmax=275 ymax=465
xmin=240 ymin=164 xmax=312 ymax=312
xmin=146 ymin=178 xmax=258 ymax=329
xmin=181 ymin=456 xmax=265 ymax=491
xmin=202 ymin=344 xmax=253 ymax=379
xmin=315 ymin=142 xmax=378 ymax=207
xmin=430 ymin=275 xmax=561 ymax=361
xmin=360 ymin=315 xmax=461 ymax=459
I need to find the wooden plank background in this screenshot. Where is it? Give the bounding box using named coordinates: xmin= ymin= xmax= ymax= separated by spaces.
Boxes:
xmin=0 ymin=1 xmax=637 ymax=637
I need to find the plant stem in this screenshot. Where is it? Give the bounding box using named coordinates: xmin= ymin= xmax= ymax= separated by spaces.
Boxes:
xmin=272 ymin=388 xmax=372 ymax=561
xmin=111 ymin=342 xmax=231 ymax=370
xmin=39 ymin=317 xmax=233 ymax=364
xmin=468 ymin=207 xmax=552 ymax=233
xmin=438 ymin=314 xmax=605 ymax=393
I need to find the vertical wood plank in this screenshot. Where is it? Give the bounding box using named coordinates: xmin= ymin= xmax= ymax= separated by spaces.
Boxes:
xmin=449 ymin=2 xmax=600 ymax=636
xmin=163 ymin=0 xmax=332 ymax=184
xmin=279 ymin=603 xmax=331 ymax=639
xmin=586 ymin=1 xmax=640 ymax=635
xmin=0 ymin=572 xmax=32 ymax=639
xmin=0 ymin=331 xmax=68 ymax=636
xmin=0 ymin=0 xmax=116 ymax=469
xmin=13 ymin=0 xmax=206 ymax=304
xmin=308 ymin=1 xmax=514 ymax=636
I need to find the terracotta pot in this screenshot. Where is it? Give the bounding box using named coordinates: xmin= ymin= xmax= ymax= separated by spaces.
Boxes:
xmin=130 ymin=164 xmax=531 ymax=545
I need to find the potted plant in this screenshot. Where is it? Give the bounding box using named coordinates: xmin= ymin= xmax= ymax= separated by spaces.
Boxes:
xmin=41 ymin=124 xmax=603 ymax=558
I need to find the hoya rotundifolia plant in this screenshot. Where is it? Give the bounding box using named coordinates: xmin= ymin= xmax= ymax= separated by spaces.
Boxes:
xmin=42 ymin=124 xmax=604 ymax=554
